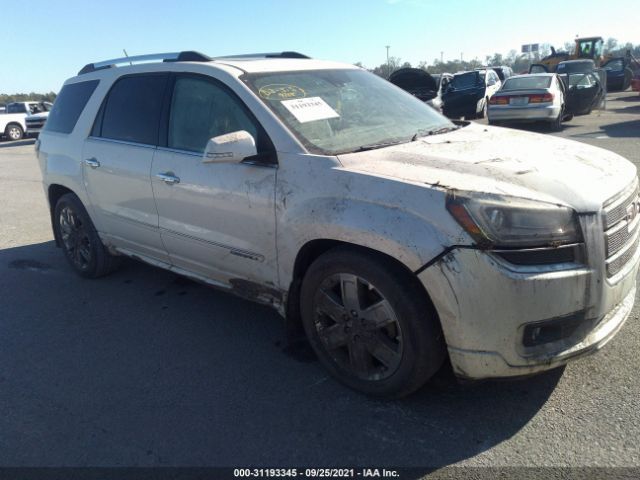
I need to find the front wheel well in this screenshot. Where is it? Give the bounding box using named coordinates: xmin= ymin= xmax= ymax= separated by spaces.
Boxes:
xmin=285 ymin=239 xmax=438 ymax=342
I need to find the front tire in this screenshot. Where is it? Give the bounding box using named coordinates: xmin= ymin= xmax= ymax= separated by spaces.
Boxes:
xmin=53 ymin=193 xmax=121 ymax=278
xmin=4 ymin=123 xmax=23 ymax=141
xmin=300 ymin=246 xmax=445 ymax=398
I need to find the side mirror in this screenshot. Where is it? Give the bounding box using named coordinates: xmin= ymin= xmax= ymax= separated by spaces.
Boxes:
xmin=203 ymin=130 xmax=257 ymax=164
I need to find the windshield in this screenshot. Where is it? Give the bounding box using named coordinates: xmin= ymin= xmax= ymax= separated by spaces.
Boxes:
xmin=451 ymin=72 xmax=481 ymax=90
xmin=244 ymin=69 xmax=453 ymax=155
xmin=502 ymin=76 xmax=552 ymax=90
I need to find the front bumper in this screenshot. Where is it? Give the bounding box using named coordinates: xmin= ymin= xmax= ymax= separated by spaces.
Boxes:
xmin=418 ymin=242 xmax=640 ymax=380
xmin=488 ymin=104 xmax=560 ymax=122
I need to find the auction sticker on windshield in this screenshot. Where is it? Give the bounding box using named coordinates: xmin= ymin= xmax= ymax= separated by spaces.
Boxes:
xmin=281 ymin=97 xmax=340 ymax=123
xmin=259 ymin=84 xmax=306 ymax=100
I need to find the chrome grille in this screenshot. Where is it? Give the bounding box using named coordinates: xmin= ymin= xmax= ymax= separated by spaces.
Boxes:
xmin=607 ymin=234 xmax=640 ymax=277
xmin=603 ymin=182 xmax=640 ymax=278
xmin=606 ymin=217 xmax=640 ymax=257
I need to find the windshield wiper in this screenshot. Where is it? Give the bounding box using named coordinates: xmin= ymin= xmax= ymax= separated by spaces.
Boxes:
xmin=354 ymin=140 xmax=405 ymax=152
xmin=411 ymin=125 xmax=459 ymax=141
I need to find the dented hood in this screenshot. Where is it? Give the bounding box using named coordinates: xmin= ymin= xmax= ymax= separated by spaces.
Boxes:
xmin=337 ymin=123 xmax=636 ymax=212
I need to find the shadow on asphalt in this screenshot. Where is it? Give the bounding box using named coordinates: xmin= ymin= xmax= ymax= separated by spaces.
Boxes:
xmin=600 ymin=119 xmax=640 ymax=138
xmin=618 ymin=93 xmax=640 ymax=102
xmin=608 ymin=104 xmax=640 ymax=115
xmin=0 ymin=241 xmax=561 ymax=472
xmin=566 ymin=119 xmax=640 ymax=139
xmin=0 ymin=138 xmax=36 ymax=149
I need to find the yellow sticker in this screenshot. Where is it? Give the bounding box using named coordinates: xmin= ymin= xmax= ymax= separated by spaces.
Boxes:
xmin=259 ymin=84 xmax=306 ymax=100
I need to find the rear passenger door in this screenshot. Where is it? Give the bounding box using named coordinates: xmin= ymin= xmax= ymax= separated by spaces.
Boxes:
xmin=151 ymin=73 xmax=278 ymax=286
xmin=83 ymin=73 xmax=170 ymax=263
xmin=565 ymin=72 xmax=601 ymax=115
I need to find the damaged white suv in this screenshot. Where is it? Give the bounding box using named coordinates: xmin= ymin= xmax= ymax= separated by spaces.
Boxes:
xmin=37 ymin=51 xmax=639 ymax=397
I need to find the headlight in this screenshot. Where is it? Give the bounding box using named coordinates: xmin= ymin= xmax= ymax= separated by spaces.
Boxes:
xmin=446 ymin=194 xmax=582 ymax=248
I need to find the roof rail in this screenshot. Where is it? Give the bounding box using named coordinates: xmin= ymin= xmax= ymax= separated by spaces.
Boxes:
xmin=78 ymin=50 xmax=211 ymax=75
xmin=215 ymin=51 xmax=311 ymax=60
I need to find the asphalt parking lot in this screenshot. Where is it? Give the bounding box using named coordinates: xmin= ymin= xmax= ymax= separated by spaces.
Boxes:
xmin=0 ymin=91 xmax=639 ymax=474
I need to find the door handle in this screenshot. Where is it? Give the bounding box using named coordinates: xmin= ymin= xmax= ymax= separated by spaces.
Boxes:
xmin=84 ymin=158 xmax=100 ymax=168
xmin=156 ymin=172 xmax=180 ymax=185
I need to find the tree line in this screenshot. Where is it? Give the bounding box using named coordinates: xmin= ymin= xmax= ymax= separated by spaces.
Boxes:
xmin=359 ymin=38 xmax=640 ymax=78
xmin=1 ymin=92 xmax=57 ymax=105
xmin=2 ymin=38 xmax=638 ymax=102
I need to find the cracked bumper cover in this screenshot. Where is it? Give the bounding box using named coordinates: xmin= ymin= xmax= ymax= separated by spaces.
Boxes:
xmin=417 ymin=248 xmax=639 ymax=380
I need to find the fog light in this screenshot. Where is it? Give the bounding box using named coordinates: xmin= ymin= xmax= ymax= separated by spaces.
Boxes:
xmin=522 ymin=311 xmax=591 ymax=347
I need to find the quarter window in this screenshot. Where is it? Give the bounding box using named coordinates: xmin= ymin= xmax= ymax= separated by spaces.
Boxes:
xmin=44 ymin=80 xmax=99 ymax=134
xmin=168 ymin=76 xmax=258 ymax=153
xmin=98 ymin=74 xmax=167 ymax=145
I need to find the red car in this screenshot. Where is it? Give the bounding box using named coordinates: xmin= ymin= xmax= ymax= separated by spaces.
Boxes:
xmin=632 ymin=74 xmax=640 ymax=93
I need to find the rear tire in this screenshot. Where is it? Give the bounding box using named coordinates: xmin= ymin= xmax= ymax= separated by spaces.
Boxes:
xmin=550 ymin=107 xmax=563 ymax=132
xmin=53 ymin=193 xmax=122 ymax=278
xmin=300 ymin=246 xmax=446 ymax=398
xmin=4 ymin=123 xmax=23 ymax=141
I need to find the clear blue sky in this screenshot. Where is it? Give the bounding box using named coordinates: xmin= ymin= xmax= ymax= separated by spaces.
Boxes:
xmin=1 ymin=0 xmax=637 ymax=93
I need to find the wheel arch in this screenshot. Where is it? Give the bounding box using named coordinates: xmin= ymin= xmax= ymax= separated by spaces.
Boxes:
xmin=4 ymin=122 xmax=24 ymax=137
xmin=284 ymin=238 xmax=442 ymax=343
xmin=48 ymin=184 xmax=79 ymax=247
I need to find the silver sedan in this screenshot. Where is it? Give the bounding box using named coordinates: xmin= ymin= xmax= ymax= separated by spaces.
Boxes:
xmin=487 ymin=73 xmax=566 ymax=131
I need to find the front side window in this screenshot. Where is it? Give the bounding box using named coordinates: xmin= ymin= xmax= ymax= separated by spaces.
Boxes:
xmin=168 ymin=76 xmax=258 ymax=153
xmin=245 ymin=69 xmax=453 ymax=155
xmin=604 ymin=59 xmax=624 ymax=72
xmin=98 ymin=74 xmax=167 ymax=145
xmin=44 ymin=80 xmax=99 ymax=134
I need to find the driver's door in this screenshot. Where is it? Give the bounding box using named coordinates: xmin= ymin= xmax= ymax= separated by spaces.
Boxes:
xmin=151 ymin=73 xmax=278 ymax=285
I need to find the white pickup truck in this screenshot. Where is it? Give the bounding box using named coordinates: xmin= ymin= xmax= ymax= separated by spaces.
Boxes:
xmin=0 ymin=101 xmax=52 ymax=140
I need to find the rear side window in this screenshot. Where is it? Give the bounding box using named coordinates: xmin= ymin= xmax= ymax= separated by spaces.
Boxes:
xmin=7 ymin=103 xmax=27 ymax=114
xmin=97 ymin=74 xmax=167 ymax=145
xmin=44 ymin=80 xmax=99 ymax=134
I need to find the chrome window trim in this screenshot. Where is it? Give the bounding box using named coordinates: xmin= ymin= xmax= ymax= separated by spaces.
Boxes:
xmin=86 ymin=135 xmax=157 ymax=150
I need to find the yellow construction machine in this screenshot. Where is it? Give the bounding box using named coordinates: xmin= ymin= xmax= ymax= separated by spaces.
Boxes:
xmin=539 ymin=37 xmax=605 ymax=71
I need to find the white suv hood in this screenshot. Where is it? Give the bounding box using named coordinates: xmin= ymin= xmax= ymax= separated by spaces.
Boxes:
xmin=338 ymin=123 xmax=636 ymax=211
